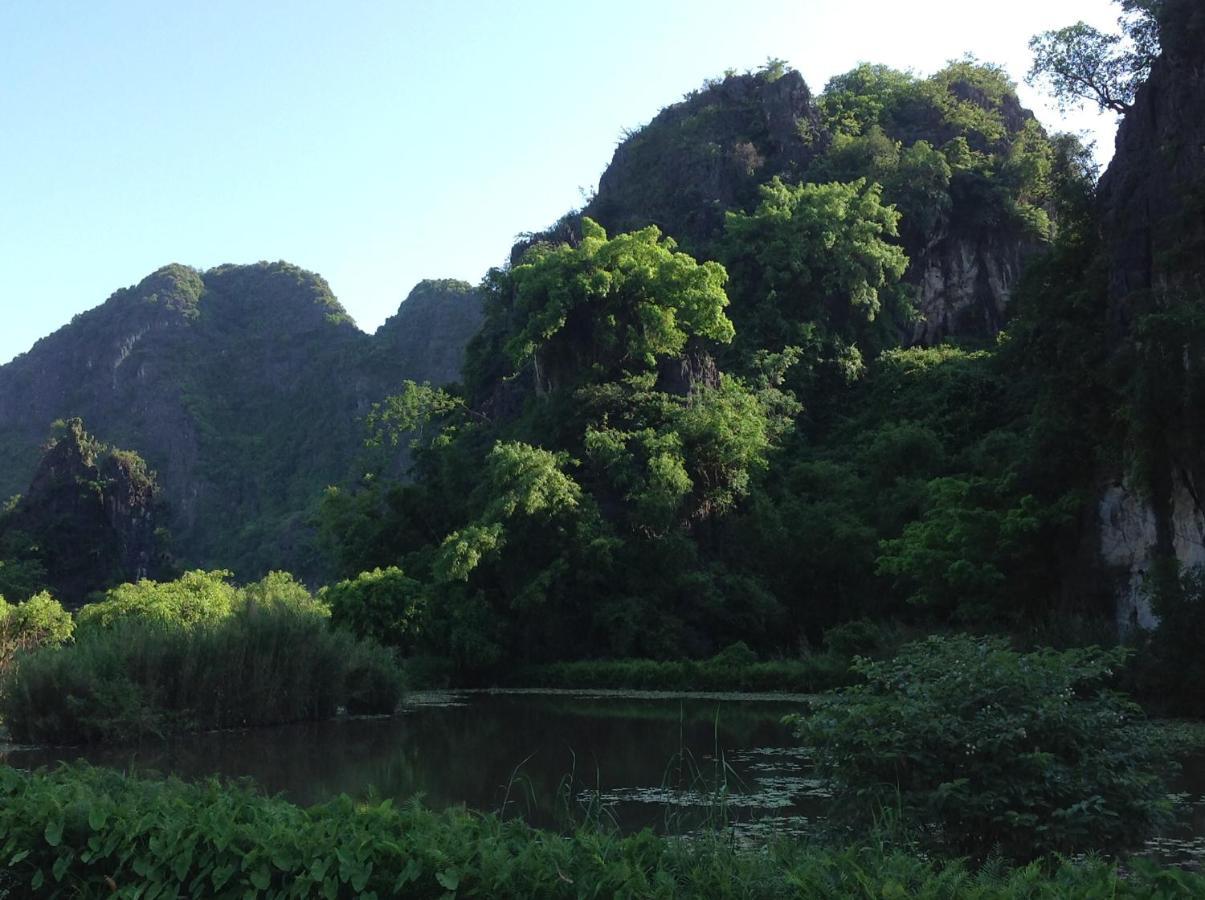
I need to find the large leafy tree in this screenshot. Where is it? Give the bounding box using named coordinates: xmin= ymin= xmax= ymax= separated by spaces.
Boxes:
xmin=1027 ymin=1 xmax=1161 ymax=115
xmin=722 ymin=177 xmax=909 ymax=395
xmin=325 ymin=220 xmax=796 ymax=671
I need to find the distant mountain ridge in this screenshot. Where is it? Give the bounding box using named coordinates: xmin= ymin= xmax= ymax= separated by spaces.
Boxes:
xmin=0 ymin=263 xmax=482 ymax=578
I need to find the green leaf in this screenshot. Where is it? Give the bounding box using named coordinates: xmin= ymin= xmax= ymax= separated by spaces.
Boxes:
xmin=212 ymin=863 xmax=236 ymax=890
xmin=436 ymin=869 xmax=460 ymax=891
xmin=88 ymin=806 xmax=108 ymax=830
xmin=52 ymin=854 xmax=70 ymax=882
xmin=250 ymin=864 xmax=271 ymax=890
xmin=44 ymin=819 xmax=64 ymax=847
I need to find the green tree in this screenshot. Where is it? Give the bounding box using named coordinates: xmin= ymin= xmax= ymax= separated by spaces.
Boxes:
xmin=503 ymin=217 xmax=732 ymax=385
xmin=322 ymin=567 xmax=424 ymax=649
xmin=76 ymin=570 xmax=238 ymax=633
xmin=722 ymin=177 xmax=909 ymax=391
xmin=1027 ymin=3 xmax=1160 ymax=114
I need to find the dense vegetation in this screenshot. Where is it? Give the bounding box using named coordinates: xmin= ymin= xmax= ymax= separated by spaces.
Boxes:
xmin=0 ymin=419 xmax=172 ymax=607
xmin=3 ymin=765 xmax=1203 ymax=900
xmin=0 ymin=268 xmax=483 ymax=581
xmin=0 ymin=0 xmax=1202 ymax=894
xmin=313 ymin=53 xmax=1121 ymax=684
xmin=0 ymin=572 xmax=402 ymax=744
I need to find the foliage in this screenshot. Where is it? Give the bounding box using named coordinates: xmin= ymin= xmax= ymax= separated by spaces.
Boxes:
xmin=503 ymin=217 xmax=732 ymax=378
xmin=0 ymin=591 xmax=73 ymax=675
xmin=1027 ymin=1 xmax=1161 ymax=114
xmin=511 ymin=643 xmax=855 ymax=693
xmin=1 ymin=571 xmax=399 ymax=743
xmin=76 ymin=570 xmax=239 ymax=634
xmin=323 ymin=214 xmax=805 ymax=673
xmin=818 ymin=61 xmax=1060 ymax=245
xmin=793 ymin=636 xmax=1172 ymax=860
xmin=0 ymin=598 xmax=401 ymax=744
xmin=322 ymin=567 xmax=424 ymax=649
xmin=722 ymin=177 xmax=909 ymax=389
xmin=1129 ymin=564 xmax=1205 ymax=717
xmin=876 ymin=479 xmax=1076 ymax=623
xmin=0 ymin=538 xmax=48 ymax=604
xmin=3 ymin=765 xmax=1204 ymax=900
xmin=0 ymin=592 xmax=73 ymax=647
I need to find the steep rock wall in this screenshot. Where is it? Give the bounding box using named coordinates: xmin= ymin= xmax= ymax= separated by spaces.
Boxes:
xmin=1094 ymin=0 xmax=1205 ymax=628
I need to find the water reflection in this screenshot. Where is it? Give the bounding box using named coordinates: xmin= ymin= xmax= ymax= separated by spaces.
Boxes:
xmin=2 ymin=691 xmax=812 ymax=833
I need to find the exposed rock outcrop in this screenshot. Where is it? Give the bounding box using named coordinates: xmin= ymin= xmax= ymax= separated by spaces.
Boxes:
xmin=514 ymin=67 xmax=1046 ymax=347
xmin=909 ymin=234 xmax=1032 ymax=344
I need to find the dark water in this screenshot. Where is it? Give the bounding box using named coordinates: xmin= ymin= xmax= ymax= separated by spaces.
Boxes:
xmin=3 ymin=689 xmax=1203 ymax=864
xmin=1 ymin=690 xmax=819 ymax=837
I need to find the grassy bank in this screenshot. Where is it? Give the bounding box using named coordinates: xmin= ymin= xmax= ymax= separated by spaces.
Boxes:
xmin=505 ymin=655 xmax=853 ymax=693
xmin=2 ymin=764 xmax=1202 ymax=899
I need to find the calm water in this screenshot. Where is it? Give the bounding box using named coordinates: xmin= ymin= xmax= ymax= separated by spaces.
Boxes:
xmin=1 ymin=690 xmax=819 ymax=836
xmin=3 ymin=689 xmax=1203 ymax=864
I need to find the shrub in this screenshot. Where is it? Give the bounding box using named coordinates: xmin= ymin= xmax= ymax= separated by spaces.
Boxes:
xmin=0 ymin=592 xmax=73 ymax=646
xmin=240 ymin=570 xmax=330 ymax=618
xmin=344 ymin=640 xmax=405 ymax=715
xmin=1 ymin=765 xmax=1202 ymax=899
xmin=0 ymin=602 xmax=401 ymax=744
xmin=792 ymin=635 xmax=1172 ymax=860
xmin=821 ymin=618 xmax=900 ymax=659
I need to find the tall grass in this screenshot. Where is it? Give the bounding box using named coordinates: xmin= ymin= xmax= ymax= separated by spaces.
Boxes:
xmin=0 ymin=602 xmax=402 ymax=744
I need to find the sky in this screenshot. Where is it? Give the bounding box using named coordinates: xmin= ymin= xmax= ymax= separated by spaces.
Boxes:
xmin=0 ymin=0 xmax=1126 ymax=365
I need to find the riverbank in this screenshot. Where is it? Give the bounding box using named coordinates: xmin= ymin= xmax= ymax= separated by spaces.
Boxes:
xmin=3 ymin=764 xmax=1202 ymax=899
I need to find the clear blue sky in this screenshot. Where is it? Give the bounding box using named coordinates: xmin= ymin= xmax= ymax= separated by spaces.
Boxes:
xmin=1 ymin=0 xmax=1124 ymax=364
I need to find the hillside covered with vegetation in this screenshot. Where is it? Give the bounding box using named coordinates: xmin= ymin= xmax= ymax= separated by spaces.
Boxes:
xmin=2 ymin=0 xmax=1205 ymax=893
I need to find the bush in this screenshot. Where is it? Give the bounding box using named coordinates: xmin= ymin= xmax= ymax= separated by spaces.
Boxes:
xmin=0 ymin=601 xmax=401 ymax=744
xmin=344 ymin=640 xmax=405 ymax=715
xmin=240 ymin=571 xmax=330 ymax=618
xmin=821 ymin=618 xmax=900 ymax=659
xmin=792 ymin=635 xmax=1172 ymax=860
xmin=1131 ymin=564 xmax=1205 ymax=717
xmin=0 ymin=592 xmax=73 ymax=646
xmin=0 ymin=591 xmax=73 ymax=674
xmin=1 ymin=764 xmax=1202 ymax=899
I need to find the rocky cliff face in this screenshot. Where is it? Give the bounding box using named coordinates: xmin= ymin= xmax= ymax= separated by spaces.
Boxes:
xmin=909 ymin=233 xmax=1034 ymax=344
xmin=375 ymin=280 xmax=484 ymax=387
xmin=1095 ymin=0 xmax=1205 ymax=629
xmin=587 ymin=71 xmax=825 ymax=255
xmin=0 ymin=420 xmax=170 ymax=606
xmin=0 ymin=264 xmax=482 ymax=579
